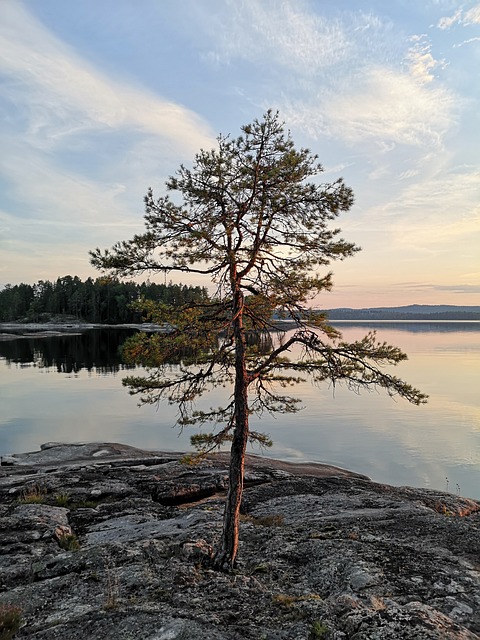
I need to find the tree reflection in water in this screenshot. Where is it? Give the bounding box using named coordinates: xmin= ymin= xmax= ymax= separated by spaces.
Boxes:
xmin=0 ymin=329 xmax=137 ymax=374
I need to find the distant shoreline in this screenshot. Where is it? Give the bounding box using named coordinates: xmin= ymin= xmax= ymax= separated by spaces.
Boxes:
xmin=1 ymin=318 xmax=479 ymax=341
xmin=328 ymin=319 xmax=480 ymax=324
xmin=322 ymin=304 xmax=480 ymax=322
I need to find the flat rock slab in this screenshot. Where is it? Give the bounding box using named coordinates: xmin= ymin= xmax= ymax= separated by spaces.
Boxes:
xmin=2 ymin=441 xmax=367 ymax=480
xmin=0 ymin=442 xmax=479 ymax=639
xmin=1 ymin=441 xmax=180 ymax=467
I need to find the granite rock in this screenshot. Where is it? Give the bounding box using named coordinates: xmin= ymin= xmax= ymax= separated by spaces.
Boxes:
xmin=0 ymin=442 xmax=478 ymax=639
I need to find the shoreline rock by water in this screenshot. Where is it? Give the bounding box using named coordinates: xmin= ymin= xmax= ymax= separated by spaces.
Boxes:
xmin=1 ymin=442 xmax=479 ymax=639
xmin=0 ymin=322 xmax=165 ymax=341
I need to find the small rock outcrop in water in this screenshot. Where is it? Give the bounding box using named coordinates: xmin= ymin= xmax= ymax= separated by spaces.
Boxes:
xmin=0 ymin=442 xmax=479 ymax=639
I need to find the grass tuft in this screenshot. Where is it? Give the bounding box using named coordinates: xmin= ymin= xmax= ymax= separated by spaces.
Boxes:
xmin=19 ymin=484 xmax=47 ymax=504
xmin=241 ymin=514 xmax=284 ymax=527
xmin=309 ymin=620 xmax=329 ymax=639
xmin=0 ymin=604 xmax=22 ymax=640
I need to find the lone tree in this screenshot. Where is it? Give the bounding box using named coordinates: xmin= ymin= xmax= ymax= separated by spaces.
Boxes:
xmin=90 ymin=111 xmax=426 ymax=570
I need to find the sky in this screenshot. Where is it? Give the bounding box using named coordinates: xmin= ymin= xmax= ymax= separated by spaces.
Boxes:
xmin=0 ymin=0 xmax=479 ymax=308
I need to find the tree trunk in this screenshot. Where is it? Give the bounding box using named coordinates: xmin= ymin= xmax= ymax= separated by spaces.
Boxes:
xmin=214 ymin=289 xmax=249 ymax=571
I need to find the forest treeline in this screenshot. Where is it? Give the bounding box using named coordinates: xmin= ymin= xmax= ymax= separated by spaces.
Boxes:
xmin=0 ymin=276 xmax=209 ymax=324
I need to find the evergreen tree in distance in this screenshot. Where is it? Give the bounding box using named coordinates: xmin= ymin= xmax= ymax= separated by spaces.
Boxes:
xmin=90 ymin=111 xmax=427 ymax=570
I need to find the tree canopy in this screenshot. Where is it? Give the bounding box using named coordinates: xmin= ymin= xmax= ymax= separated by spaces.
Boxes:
xmin=91 ymin=110 xmax=426 ymax=569
xmin=0 ymin=276 xmax=208 ymax=324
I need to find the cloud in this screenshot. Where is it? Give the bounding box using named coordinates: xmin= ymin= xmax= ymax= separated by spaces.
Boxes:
xmin=285 ymin=66 xmax=457 ymax=150
xmin=433 ymin=284 xmax=480 ymax=293
xmin=399 ymin=169 xmax=420 ymax=180
xmin=0 ymin=3 xmax=219 ymax=284
xmin=0 ymin=135 xmax=135 ymax=226
xmin=205 ymin=4 xmax=457 ymax=153
xmin=205 ymin=1 xmax=399 ymax=85
xmin=369 ymin=168 xmax=480 ymax=252
xmin=329 ymin=68 xmax=455 ymax=148
xmin=209 ymin=0 xmax=352 ymax=73
xmin=0 ymin=3 xmax=215 ymax=154
xmin=464 ymin=5 xmax=480 ymax=25
xmin=406 ymin=35 xmax=446 ymax=84
xmin=453 ymin=36 xmax=480 ymax=47
xmin=437 ymin=9 xmax=463 ymax=30
xmin=437 ymin=4 xmax=480 ymax=29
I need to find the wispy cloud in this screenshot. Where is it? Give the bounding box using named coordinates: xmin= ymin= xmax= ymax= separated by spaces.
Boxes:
xmin=0 ymin=2 xmax=218 ymax=282
xmin=0 ymin=135 xmax=135 ymax=226
xmin=0 ymin=3 xmax=214 ymax=154
xmin=284 ymin=66 xmax=457 ymax=150
xmin=453 ymin=36 xmax=480 ymax=47
xmin=437 ymin=4 xmax=480 ymax=29
xmin=206 ymin=0 xmax=398 ymax=86
xmin=433 ymin=284 xmax=480 ymax=293
xmin=437 ymin=9 xmax=464 ymax=30
xmin=464 ymin=5 xmax=480 ymax=25
xmin=371 ymin=168 xmax=480 ymax=252
xmin=406 ymin=35 xmax=446 ymax=84
xmin=209 ymin=0 xmax=352 ymax=72
xmin=204 ymin=2 xmax=458 ymax=155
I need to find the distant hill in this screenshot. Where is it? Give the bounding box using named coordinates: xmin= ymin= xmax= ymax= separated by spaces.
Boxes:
xmin=322 ymin=305 xmax=480 ymax=321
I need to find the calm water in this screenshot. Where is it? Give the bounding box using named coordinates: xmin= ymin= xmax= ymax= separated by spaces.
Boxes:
xmin=1 ymin=324 xmax=479 ymax=499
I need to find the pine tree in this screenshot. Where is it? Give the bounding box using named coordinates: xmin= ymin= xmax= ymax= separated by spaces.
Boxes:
xmin=90 ymin=111 xmax=427 ymax=570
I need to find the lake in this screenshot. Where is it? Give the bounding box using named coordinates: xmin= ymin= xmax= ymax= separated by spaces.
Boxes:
xmin=1 ymin=323 xmax=479 ymax=499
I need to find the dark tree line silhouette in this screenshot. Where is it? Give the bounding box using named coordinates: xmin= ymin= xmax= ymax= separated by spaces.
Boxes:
xmin=0 ymin=276 xmax=209 ymax=323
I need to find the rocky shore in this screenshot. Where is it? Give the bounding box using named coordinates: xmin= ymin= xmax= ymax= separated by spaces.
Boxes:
xmin=1 ymin=442 xmax=479 ymax=639
xmin=0 ymin=322 xmax=165 ymax=341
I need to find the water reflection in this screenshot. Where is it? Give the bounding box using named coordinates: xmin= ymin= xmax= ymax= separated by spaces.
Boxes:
xmin=330 ymin=321 xmax=480 ymax=333
xmin=0 ymin=328 xmax=276 ymax=374
xmin=0 ymin=329 xmax=136 ymax=374
xmin=1 ymin=324 xmax=479 ymax=499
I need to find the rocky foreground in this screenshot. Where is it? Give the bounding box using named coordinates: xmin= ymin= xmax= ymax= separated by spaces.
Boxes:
xmin=0 ymin=443 xmax=479 ymax=639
